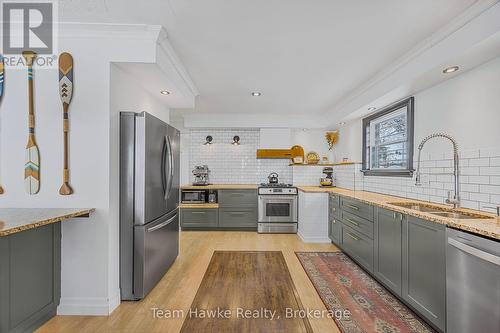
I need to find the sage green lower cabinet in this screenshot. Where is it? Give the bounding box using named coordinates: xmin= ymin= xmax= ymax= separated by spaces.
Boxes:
xmin=219 ymin=208 xmax=257 ymax=229
xmin=328 ymin=218 xmax=341 ymax=245
xmin=181 ymin=209 xmax=218 ymax=229
xmin=181 ymin=189 xmax=258 ymax=230
xmin=0 ymin=223 xmax=61 ymax=333
xmin=402 ymin=216 xmax=446 ymax=332
xmin=374 ymin=207 xmax=403 ymax=296
xmin=341 ymin=224 xmax=374 ymax=272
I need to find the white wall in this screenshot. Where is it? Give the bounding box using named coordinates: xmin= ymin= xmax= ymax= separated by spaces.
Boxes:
xmin=0 ymin=24 xmax=174 ymax=316
xmin=335 ymin=56 xmax=500 ymax=210
xmin=338 ymin=56 xmax=500 ymax=160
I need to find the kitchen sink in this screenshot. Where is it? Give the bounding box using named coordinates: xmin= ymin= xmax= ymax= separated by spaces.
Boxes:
xmin=388 ymin=202 xmax=447 ymax=213
xmin=388 ymin=202 xmax=494 ymax=220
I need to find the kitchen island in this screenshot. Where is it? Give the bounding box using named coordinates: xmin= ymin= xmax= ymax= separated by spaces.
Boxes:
xmin=0 ymin=208 xmax=94 ymax=333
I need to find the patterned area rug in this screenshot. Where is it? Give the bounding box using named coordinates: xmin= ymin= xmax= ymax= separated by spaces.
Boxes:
xmin=296 ymin=252 xmax=435 ymax=333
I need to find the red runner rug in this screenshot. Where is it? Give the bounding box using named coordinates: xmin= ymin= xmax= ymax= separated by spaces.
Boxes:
xmin=296 ymin=252 xmax=435 ymax=333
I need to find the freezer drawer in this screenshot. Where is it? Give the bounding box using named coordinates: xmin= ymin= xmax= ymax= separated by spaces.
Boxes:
xmin=133 ymin=209 xmax=179 ymax=299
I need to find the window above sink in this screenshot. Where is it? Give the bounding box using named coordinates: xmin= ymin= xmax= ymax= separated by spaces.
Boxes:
xmin=362 ymin=97 xmax=415 ymax=177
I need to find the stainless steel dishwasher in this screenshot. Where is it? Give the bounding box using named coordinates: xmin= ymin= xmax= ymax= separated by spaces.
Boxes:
xmin=446 ymin=228 xmax=500 ymax=333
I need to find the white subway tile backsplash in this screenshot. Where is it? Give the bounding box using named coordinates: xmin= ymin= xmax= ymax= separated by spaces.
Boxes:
xmin=480 ymin=166 xmax=500 ymax=176
xmin=480 ymin=147 xmax=500 ymax=158
xmin=490 ymin=157 xmax=500 ymax=167
xmin=333 ymin=146 xmax=500 ymax=213
xmin=468 ymin=158 xmax=490 ymax=167
xmin=189 ymin=129 xmax=291 ymax=184
xmin=479 ymin=185 xmax=500 ymax=195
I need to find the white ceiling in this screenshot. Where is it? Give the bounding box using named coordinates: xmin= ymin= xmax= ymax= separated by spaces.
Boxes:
xmin=61 ymin=0 xmax=481 ymax=117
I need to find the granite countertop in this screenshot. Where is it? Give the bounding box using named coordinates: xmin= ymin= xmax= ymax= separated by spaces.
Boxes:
xmin=181 ymin=184 xmax=258 ymax=190
xmin=0 ymin=208 xmax=95 ymax=237
xmin=179 ymin=203 xmax=219 ymax=209
xmin=298 ymin=186 xmax=500 ymax=240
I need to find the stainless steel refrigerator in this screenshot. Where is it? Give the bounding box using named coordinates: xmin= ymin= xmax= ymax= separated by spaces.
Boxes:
xmin=120 ymin=111 xmax=180 ymax=300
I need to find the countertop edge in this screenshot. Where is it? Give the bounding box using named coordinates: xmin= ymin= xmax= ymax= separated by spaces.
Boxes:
xmin=0 ymin=208 xmax=96 ymax=237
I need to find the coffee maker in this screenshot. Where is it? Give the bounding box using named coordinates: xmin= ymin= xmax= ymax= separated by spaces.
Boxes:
xmin=192 ymin=165 xmax=210 ymax=186
xmin=320 ymin=167 xmax=334 ymax=187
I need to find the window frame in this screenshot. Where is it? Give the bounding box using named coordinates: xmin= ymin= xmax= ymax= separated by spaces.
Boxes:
xmin=361 ymin=97 xmax=415 ymax=177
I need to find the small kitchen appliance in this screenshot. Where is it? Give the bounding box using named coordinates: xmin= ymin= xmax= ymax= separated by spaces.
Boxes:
xmin=192 ymin=165 xmax=210 ymax=186
xmin=258 ymin=179 xmax=298 ymax=234
xmin=181 ymin=189 xmax=207 ymax=203
xmin=320 ymin=167 xmax=334 ymax=187
xmin=267 ymin=172 xmax=279 ymax=184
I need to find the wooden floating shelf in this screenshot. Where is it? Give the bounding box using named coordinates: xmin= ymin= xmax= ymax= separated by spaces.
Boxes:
xmin=256 ymin=149 xmax=293 ymax=159
xmin=289 ymin=162 xmax=357 ymax=167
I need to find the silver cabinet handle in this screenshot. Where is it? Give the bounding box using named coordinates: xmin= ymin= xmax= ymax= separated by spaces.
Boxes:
xmin=147 ymin=214 xmax=177 ymax=232
xmin=347 ymin=232 xmax=360 ymax=241
xmin=448 ymin=237 xmax=500 ymax=266
xmin=346 ymin=204 xmax=359 ymax=211
xmin=332 ymin=219 xmax=336 ymax=224
xmin=230 ymin=212 xmax=246 ymax=216
xmin=191 ymin=211 xmax=206 ymax=215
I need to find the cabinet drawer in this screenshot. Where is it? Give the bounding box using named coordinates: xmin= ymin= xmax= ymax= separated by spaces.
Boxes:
xmin=181 ymin=209 xmax=218 ymax=228
xmin=340 ymin=197 xmax=374 ymax=221
xmin=341 ymin=210 xmax=374 ymax=239
xmin=329 ymin=217 xmax=342 ymax=245
xmin=219 ymin=190 xmax=257 ymax=207
xmin=219 ymin=208 xmax=257 ymax=228
xmin=342 ymin=225 xmax=374 ymax=272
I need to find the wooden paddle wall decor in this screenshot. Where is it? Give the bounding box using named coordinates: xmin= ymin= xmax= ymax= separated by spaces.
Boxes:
xmin=58 ymin=52 xmax=74 ymax=195
xmin=0 ymin=55 xmax=4 ymax=194
xmin=22 ymin=51 xmax=40 ymax=195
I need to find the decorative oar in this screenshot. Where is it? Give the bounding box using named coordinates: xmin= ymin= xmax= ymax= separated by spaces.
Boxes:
xmin=58 ymin=52 xmax=74 ymax=195
xmin=22 ymin=51 xmax=40 ymax=195
xmin=0 ymin=55 xmax=4 ymax=194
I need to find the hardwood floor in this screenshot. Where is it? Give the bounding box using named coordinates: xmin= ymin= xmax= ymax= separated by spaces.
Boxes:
xmin=180 ymin=251 xmax=313 ymax=333
xmin=37 ymin=232 xmax=340 ymax=333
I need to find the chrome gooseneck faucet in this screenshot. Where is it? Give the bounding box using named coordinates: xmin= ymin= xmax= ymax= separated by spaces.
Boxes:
xmin=415 ymin=133 xmax=460 ymax=209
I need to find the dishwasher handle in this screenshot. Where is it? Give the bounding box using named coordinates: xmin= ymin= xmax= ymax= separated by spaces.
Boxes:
xmin=448 ymin=237 xmax=500 ymax=267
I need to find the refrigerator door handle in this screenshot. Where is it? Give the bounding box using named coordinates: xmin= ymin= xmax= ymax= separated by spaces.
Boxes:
xmin=161 ymin=136 xmax=168 ymax=195
xmin=163 ymin=135 xmax=171 ymax=200
xmin=147 ymin=213 xmax=178 ymax=233
xmin=166 ymin=135 xmax=174 ymax=199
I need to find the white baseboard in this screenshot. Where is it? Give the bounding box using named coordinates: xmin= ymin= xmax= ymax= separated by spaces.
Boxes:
xmin=57 ymin=289 xmax=121 ymax=316
xmin=298 ymin=230 xmax=331 ymax=243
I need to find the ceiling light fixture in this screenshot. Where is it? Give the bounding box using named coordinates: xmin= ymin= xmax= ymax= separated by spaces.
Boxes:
xmin=204 ymin=135 xmax=213 ymax=145
xmin=232 ymin=135 xmax=240 ymax=145
xmin=160 ymin=90 xmax=170 ymax=95
xmin=443 ymin=66 xmax=459 ymax=74
xmin=251 ymin=92 xmax=262 ymax=97
xmin=368 ymin=107 xmax=376 ymax=112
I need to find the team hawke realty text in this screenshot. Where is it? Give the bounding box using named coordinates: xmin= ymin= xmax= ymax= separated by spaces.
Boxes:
xmin=151 ymin=307 xmax=351 ymax=321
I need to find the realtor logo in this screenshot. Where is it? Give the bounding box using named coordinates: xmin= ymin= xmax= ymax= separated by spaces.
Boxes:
xmin=2 ymin=0 xmax=56 ymax=55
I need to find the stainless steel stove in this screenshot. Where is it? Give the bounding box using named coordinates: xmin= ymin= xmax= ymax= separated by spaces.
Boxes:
xmin=258 ymin=184 xmax=298 ymax=234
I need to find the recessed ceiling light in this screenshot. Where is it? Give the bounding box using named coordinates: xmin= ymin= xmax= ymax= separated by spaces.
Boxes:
xmin=160 ymin=90 xmax=170 ymax=95
xmin=443 ymin=66 xmax=459 ymax=74
xmin=368 ymin=107 xmax=376 ymax=112
xmin=251 ymin=92 xmax=262 ymax=97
